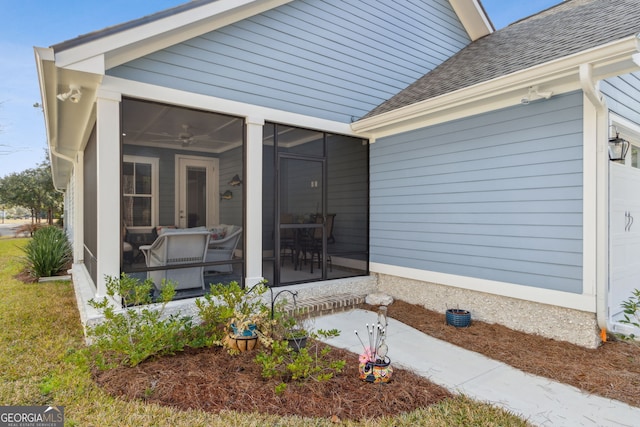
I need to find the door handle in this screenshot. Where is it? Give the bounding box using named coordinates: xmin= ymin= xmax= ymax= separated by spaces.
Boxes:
xmin=625 ymin=211 xmax=634 ymax=232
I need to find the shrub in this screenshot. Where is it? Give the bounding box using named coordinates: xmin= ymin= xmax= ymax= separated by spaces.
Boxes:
xmin=87 ymin=273 xmax=198 ymax=368
xmin=195 ymin=280 xmax=272 ymax=350
xmin=22 ymin=225 xmax=72 ymax=278
xmin=255 ymin=328 xmax=345 ymax=393
xmin=618 ymin=289 xmax=640 ymax=341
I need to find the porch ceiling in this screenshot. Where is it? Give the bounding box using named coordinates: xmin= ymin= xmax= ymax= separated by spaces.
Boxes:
xmin=122 ymin=98 xmax=243 ymax=153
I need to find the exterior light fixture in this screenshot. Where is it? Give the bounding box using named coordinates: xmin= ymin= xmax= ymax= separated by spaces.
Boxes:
xmin=608 ymin=130 xmax=630 ymax=162
xmin=57 ymin=84 xmax=82 ymax=103
xmin=520 ymin=86 xmax=553 ymax=105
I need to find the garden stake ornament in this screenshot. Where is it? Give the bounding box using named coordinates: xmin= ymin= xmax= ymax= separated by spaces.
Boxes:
xmin=355 ymin=312 xmax=393 ymax=383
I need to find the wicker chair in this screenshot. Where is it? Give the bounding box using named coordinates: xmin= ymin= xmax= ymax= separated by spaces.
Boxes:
xmin=139 ymin=229 xmax=210 ymax=290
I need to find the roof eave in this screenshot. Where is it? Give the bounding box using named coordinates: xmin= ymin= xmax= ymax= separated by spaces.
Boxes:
xmin=352 ymin=34 xmax=640 ymax=139
xmin=449 ymin=0 xmax=494 ymax=41
xmin=35 ymin=47 xmax=102 ymax=190
xmin=54 ymin=0 xmax=294 ymax=73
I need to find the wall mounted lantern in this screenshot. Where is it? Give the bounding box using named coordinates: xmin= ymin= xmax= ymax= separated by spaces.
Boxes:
xmin=608 ymin=130 xmax=630 ymax=162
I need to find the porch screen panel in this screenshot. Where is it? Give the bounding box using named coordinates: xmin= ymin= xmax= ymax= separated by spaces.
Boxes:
xmin=262 ymin=122 xmax=369 ymax=286
xmin=326 ymin=133 xmax=369 ymax=278
xmin=120 ymin=97 xmax=245 ymax=288
xmin=83 ymin=127 xmax=98 ymax=286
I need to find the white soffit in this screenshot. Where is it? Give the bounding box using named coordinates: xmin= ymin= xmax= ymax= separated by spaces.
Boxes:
xmin=449 ymin=0 xmax=493 ymax=41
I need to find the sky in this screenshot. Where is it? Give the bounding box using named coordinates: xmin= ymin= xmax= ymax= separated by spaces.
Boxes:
xmin=0 ymin=0 xmax=562 ymax=178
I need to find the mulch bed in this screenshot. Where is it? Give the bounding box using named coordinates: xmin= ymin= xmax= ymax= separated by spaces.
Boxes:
xmin=93 ymin=299 xmax=640 ymax=419
xmin=375 ymin=300 xmax=640 ymax=408
xmin=94 ymin=343 xmax=452 ymax=421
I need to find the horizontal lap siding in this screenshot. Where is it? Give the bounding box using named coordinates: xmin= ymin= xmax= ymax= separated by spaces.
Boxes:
xmin=108 ymin=0 xmax=470 ymax=123
xmin=601 ymin=72 xmax=640 ymax=125
xmin=370 ymin=91 xmax=584 ymax=293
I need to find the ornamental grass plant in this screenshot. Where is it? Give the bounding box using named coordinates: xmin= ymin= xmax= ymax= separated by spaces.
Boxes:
xmin=22 ymin=225 xmax=71 ymax=278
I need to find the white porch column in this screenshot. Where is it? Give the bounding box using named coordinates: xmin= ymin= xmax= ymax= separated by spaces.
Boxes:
xmin=73 ymin=151 xmax=84 ymax=263
xmin=245 ymin=116 xmax=264 ymax=287
xmin=95 ymin=90 xmax=122 ymax=297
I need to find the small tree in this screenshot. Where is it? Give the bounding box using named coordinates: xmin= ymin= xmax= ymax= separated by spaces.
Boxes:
xmin=0 ymin=155 xmax=62 ymax=224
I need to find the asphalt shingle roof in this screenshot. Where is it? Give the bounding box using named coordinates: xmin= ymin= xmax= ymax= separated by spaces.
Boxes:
xmin=364 ymin=0 xmax=640 ymax=119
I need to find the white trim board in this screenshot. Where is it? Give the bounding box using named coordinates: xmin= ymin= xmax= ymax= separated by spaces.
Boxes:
xmin=101 ymin=76 xmax=359 ymax=138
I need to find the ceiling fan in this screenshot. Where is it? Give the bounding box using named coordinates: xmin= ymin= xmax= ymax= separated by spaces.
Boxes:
xmin=153 ymin=124 xmax=211 ymax=146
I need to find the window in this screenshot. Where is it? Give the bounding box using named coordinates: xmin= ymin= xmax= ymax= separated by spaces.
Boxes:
xmin=123 ymin=155 xmax=158 ymax=228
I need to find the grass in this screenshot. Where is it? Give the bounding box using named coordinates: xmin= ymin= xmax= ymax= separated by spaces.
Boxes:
xmin=0 ymin=238 xmax=530 ymax=426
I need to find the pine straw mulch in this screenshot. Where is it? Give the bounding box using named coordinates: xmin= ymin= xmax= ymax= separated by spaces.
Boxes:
xmin=94 ymin=299 xmax=640 ymax=420
xmin=375 ymin=300 xmax=640 ymax=408
xmin=94 ymin=343 xmax=452 ymax=421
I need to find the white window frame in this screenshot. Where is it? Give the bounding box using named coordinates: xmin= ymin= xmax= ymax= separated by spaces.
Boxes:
xmin=123 ymin=155 xmax=159 ymax=230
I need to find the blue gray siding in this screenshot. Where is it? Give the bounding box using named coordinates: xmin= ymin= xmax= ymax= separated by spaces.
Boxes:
xmin=601 ymin=71 xmax=640 ymax=125
xmin=108 ymin=0 xmax=470 ymax=123
xmin=370 ymin=91 xmax=584 ymax=293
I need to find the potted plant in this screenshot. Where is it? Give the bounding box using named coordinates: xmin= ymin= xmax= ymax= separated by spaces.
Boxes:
xmin=205 ymin=280 xmax=271 ymax=352
xmin=445 ymin=308 xmax=471 ymax=328
xmin=283 ymin=313 xmax=312 ymax=351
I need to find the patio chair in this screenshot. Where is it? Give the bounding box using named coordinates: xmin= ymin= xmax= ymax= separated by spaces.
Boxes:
xmin=205 ymin=225 xmax=242 ymax=274
xmin=139 ymin=228 xmax=211 ymax=290
xmin=280 ymin=213 xmax=297 ymax=267
xmin=301 ymin=214 xmax=335 ymax=274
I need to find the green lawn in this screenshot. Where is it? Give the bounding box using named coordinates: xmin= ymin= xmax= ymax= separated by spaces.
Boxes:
xmin=0 ymin=238 xmax=530 ymax=426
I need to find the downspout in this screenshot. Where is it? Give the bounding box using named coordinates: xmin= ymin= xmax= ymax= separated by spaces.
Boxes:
xmin=579 ymin=63 xmax=608 ymax=338
xmin=49 ymin=146 xmax=74 ymax=192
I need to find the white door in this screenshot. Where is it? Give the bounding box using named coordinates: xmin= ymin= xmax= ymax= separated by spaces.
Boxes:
xmin=609 ymin=162 xmax=640 ymax=331
xmin=175 ymin=155 xmax=219 ymax=228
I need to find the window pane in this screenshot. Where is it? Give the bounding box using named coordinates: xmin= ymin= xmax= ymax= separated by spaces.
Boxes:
xmin=632 ymin=146 xmax=638 ymax=169
xmin=131 ymin=197 xmax=152 ymax=227
xmin=123 ymin=162 xmax=134 ymax=194
xmin=136 ymin=163 xmax=152 ymax=194
xmin=123 ymin=196 xmax=134 ymax=227
xmin=187 ymin=166 xmax=207 ymax=228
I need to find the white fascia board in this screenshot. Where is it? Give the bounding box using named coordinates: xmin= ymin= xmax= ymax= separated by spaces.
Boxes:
xmin=34 ymin=47 xmax=56 ymax=142
xmin=101 ymin=75 xmax=357 ymax=137
xmin=61 ymin=54 xmax=106 ymax=75
xmin=449 ymin=0 xmax=493 ymax=40
xmin=370 ymin=262 xmax=596 ymax=313
xmin=353 ymin=35 xmax=640 ymax=138
xmin=54 ymin=0 xmax=293 ymax=73
xmin=34 ymin=47 xmax=65 ymax=189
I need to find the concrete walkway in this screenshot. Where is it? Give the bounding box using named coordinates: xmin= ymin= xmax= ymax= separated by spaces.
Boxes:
xmin=314 ymin=309 xmax=640 ymax=427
